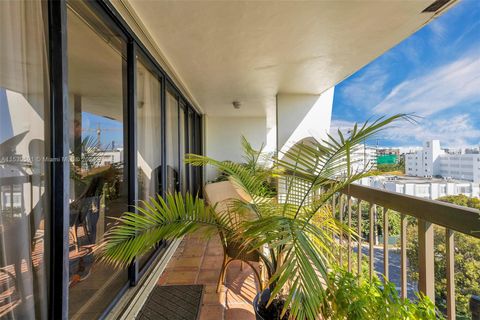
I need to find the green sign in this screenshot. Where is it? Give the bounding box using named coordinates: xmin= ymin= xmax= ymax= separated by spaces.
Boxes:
xmin=377 ymin=154 xmax=398 ymax=165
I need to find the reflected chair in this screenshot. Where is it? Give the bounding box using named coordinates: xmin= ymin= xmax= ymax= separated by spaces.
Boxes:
xmin=69 ymin=176 xmax=103 ymax=251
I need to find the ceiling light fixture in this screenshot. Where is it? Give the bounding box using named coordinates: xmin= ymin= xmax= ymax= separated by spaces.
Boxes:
xmin=232 ymin=101 xmax=241 ymax=109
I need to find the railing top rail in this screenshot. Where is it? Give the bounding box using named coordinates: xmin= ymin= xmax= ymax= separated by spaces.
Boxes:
xmin=342 ymin=183 xmax=480 ymax=239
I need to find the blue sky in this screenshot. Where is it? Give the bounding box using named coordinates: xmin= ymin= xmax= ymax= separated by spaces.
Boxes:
xmin=82 ymin=112 xmax=123 ymax=149
xmin=331 ymin=0 xmax=480 ymax=149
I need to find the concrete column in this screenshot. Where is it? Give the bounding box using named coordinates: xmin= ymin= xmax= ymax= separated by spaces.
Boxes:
xmin=276 ymin=87 xmax=334 ymax=154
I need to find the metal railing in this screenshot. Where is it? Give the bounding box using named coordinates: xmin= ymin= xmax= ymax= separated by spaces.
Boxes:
xmin=334 ymin=183 xmax=480 ymax=320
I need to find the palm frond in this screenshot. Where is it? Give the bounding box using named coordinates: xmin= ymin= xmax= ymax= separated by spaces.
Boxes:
xmin=186 ymin=154 xmax=275 ymax=214
xmin=242 ymin=213 xmax=340 ymax=319
xmin=99 ymin=193 xmax=228 ymax=268
xmin=276 ymin=114 xmax=410 ymax=220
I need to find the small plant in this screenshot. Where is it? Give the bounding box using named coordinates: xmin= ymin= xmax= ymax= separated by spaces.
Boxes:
xmin=325 ymin=268 xmax=439 ymax=320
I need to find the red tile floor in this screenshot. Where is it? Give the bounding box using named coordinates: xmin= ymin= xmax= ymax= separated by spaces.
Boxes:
xmin=157 ymin=232 xmax=260 ymax=320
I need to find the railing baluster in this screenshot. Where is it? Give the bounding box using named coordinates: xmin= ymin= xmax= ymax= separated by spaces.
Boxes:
xmin=332 ymin=193 xmax=335 ymax=215
xmin=383 ymin=207 xmax=389 ymax=281
xmin=332 ymin=193 xmax=336 ymax=242
xmin=347 ymin=196 xmax=352 ymax=273
xmin=418 ymin=219 xmax=435 ymax=301
xmin=10 ymin=184 xmax=14 ymax=216
xmin=339 ymin=194 xmax=344 ymax=266
xmin=446 ymin=228 xmax=455 ymax=320
xmin=401 ymin=213 xmax=407 ymax=299
xmin=332 ymin=193 xmax=337 ymax=262
xmin=369 ymin=203 xmax=375 ymax=280
xmin=357 ymin=199 xmax=362 ymax=278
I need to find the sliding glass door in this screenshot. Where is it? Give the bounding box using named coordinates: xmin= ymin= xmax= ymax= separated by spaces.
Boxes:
xmin=136 ymin=57 xmax=163 ymax=269
xmin=67 ymin=2 xmax=128 ymax=318
xmin=166 ymin=90 xmax=179 ymax=194
xmin=0 ymin=1 xmax=50 ymax=318
xmin=2 ymin=1 xmax=204 ymax=318
xmin=179 ymin=104 xmax=187 ymax=195
xmin=136 ymin=59 xmax=162 ymax=202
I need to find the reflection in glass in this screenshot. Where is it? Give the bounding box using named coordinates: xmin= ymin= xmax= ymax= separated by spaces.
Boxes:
xmin=0 ymin=1 xmax=49 ymax=318
xmin=188 ymin=110 xmax=195 ymax=193
xmin=136 ymin=60 xmax=162 ymax=269
xmin=179 ymin=106 xmax=187 ymax=194
xmin=166 ymin=92 xmax=179 ymax=194
xmin=193 ymin=114 xmax=202 ymax=196
xmin=67 ymin=3 xmax=128 ymax=318
xmin=137 ymin=61 xmax=162 ymax=202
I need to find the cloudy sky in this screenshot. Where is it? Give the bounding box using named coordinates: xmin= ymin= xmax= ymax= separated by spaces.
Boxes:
xmin=331 ymin=0 xmax=480 ymax=149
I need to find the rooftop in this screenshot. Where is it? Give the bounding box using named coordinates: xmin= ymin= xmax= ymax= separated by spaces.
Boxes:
xmin=379 ymin=175 xmax=476 ymax=185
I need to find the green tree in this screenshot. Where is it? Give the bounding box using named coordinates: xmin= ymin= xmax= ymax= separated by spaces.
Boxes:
xmin=406 ymin=195 xmax=480 ymax=319
xmin=344 ymin=201 xmax=401 ymax=243
xmin=375 ymin=157 xmax=405 ymax=174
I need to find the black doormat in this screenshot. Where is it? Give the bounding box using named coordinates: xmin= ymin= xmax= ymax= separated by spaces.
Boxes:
xmin=137 ymin=285 xmax=204 ymax=320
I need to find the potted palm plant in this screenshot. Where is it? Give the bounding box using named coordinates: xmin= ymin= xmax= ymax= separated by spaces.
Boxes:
xmin=99 ymin=115 xmax=410 ymax=319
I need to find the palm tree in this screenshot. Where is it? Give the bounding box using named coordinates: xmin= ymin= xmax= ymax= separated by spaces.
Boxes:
xmin=99 ymin=114 xmax=409 ymax=319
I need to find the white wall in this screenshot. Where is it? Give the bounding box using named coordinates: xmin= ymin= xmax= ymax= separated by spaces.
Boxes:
xmin=277 ymin=88 xmax=334 ymax=154
xmin=204 ymin=116 xmax=267 ymax=182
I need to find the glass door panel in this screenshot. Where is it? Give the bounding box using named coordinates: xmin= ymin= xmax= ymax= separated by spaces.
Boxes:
xmin=166 ymin=91 xmax=179 ymax=194
xmin=179 ymin=105 xmax=186 ymax=194
xmin=67 ymin=2 xmax=128 ymax=318
xmin=0 ymin=1 xmax=49 ymax=318
xmin=136 ymin=58 xmax=162 ymax=269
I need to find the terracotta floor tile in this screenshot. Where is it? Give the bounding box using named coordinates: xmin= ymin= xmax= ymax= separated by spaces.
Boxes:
xmin=205 ymin=284 xmax=226 ymax=294
xmin=182 ymin=245 xmax=207 ymax=257
xmin=197 ymin=268 xmax=222 ymax=285
xmin=157 ymin=273 xmax=169 ymax=285
xmin=199 ymin=305 xmax=224 ymax=320
xmin=225 ymin=285 xmax=258 ymax=306
xmin=207 ymin=237 xmax=223 ymax=247
xmin=201 ymin=255 xmax=224 ymax=269
xmin=157 ymin=235 xmax=259 ymax=319
xmin=202 ymin=291 xmax=225 ymax=306
xmin=224 ymin=304 xmax=255 ymax=320
xmin=164 ymin=270 xmax=198 ymax=284
xmin=205 ymin=245 xmax=224 ymax=257
xmin=171 ymin=256 xmax=204 ymax=269
xmin=225 ymin=263 xmax=258 ymax=283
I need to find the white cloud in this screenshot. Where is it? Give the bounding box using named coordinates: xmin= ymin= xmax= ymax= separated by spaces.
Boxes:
xmin=374 ymin=52 xmax=480 ymax=116
xmin=428 ymin=19 xmax=447 ymax=43
xmin=330 ymin=115 xmax=480 ymax=148
xmin=339 ymin=64 xmax=388 ymax=109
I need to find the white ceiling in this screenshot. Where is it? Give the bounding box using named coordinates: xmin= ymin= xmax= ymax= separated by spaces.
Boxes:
xmin=126 ymin=0 xmax=454 ymax=118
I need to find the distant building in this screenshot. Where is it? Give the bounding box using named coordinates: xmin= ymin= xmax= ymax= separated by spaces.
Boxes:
xmin=358 ymin=175 xmax=480 ymax=200
xmin=349 ymin=144 xmax=377 ymax=173
xmin=99 ymin=148 xmax=123 ymax=166
xmin=377 ymin=148 xmax=400 ymax=165
xmin=377 ymin=148 xmax=400 ymax=157
xmin=405 ymin=140 xmax=480 ymax=182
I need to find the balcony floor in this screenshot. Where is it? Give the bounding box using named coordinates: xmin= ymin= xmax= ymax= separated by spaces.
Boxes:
xmin=156 ymin=231 xmax=260 ymax=320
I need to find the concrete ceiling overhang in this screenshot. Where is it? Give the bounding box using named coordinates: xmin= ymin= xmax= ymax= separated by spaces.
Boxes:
xmin=123 ymin=0 xmax=456 ymax=118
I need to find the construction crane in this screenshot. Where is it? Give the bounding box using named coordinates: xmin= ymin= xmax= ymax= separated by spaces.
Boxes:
xmin=82 ymin=123 xmax=122 ymax=149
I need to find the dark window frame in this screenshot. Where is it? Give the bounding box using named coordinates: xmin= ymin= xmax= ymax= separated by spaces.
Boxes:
xmin=47 ymin=0 xmax=204 ymax=319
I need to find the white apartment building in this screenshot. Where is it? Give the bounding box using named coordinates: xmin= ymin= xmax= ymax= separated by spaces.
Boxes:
xmin=358 ymin=176 xmax=480 ymax=200
xmin=99 ymin=148 xmax=124 ymax=166
xmin=405 ymin=140 xmax=480 ymax=182
xmin=349 ymin=144 xmax=377 ymax=173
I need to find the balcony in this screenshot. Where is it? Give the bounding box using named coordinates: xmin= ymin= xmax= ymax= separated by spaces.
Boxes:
xmin=2 ymin=0 xmax=477 ymax=319
xmin=108 ymin=178 xmax=480 ymax=320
